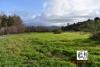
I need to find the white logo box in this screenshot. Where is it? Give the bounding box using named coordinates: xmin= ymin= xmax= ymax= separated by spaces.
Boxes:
xmin=77 ymin=50 xmax=88 ymax=60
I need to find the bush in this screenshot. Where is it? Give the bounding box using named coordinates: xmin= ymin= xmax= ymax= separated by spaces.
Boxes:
xmin=90 ymin=33 xmax=100 ymax=40
xmin=37 ymin=60 xmax=76 ymax=67
xmin=52 ymin=29 xmax=62 ymax=34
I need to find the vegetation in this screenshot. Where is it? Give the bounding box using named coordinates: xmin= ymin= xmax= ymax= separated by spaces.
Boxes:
xmin=90 ymin=32 xmax=100 ymax=40
xmin=0 ymin=14 xmax=60 ymax=35
xmin=25 ymin=26 xmax=60 ymax=32
xmin=0 ymin=32 xmax=99 ymax=67
xmin=0 ymin=13 xmax=99 ymax=67
xmin=0 ymin=14 xmax=25 ymax=35
xmin=62 ymin=17 xmax=100 ymax=34
xmin=62 ymin=17 xmax=100 ymax=41
xmin=52 ymin=29 xmax=62 ymax=34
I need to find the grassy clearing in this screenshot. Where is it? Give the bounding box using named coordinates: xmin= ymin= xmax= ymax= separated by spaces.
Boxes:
xmin=0 ymin=32 xmax=99 ymax=67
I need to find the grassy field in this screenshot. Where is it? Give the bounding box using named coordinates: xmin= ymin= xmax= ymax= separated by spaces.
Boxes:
xmin=0 ymin=32 xmax=100 ymax=67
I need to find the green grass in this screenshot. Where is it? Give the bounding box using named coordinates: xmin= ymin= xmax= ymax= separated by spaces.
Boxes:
xmin=0 ymin=32 xmax=100 ymax=67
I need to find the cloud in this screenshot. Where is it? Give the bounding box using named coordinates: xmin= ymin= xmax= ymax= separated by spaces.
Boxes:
xmin=43 ymin=0 xmax=100 ymax=16
xmin=32 ymin=0 xmax=100 ymax=25
xmin=27 ymin=0 xmax=100 ymax=26
xmin=1 ymin=0 xmax=100 ymax=26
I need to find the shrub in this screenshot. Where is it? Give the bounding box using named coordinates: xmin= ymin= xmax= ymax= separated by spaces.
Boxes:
xmin=37 ymin=60 xmax=76 ymax=67
xmin=52 ymin=29 xmax=62 ymax=34
xmin=90 ymin=33 xmax=100 ymax=40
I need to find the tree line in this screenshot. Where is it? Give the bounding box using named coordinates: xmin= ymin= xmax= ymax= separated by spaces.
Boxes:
xmin=0 ymin=14 xmax=61 ymax=35
xmin=0 ymin=14 xmax=25 ymax=35
xmin=62 ymin=17 xmax=100 ymax=34
xmin=1 ymin=13 xmax=100 ymax=36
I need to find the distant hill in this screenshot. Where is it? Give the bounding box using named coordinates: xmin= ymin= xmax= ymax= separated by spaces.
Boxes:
xmin=25 ymin=26 xmax=61 ymax=32
xmin=62 ymin=17 xmax=100 ymax=33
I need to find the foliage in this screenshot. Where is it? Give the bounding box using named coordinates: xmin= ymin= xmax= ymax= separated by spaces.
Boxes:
xmin=90 ymin=33 xmax=100 ymax=41
xmin=0 ymin=32 xmax=99 ymax=67
xmin=0 ymin=14 xmax=25 ymax=35
xmin=62 ymin=17 xmax=100 ymax=34
xmin=52 ymin=29 xmax=62 ymax=34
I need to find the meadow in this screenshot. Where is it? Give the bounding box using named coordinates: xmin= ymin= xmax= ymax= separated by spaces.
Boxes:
xmin=0 ymin=32 xmax=100 ymax=67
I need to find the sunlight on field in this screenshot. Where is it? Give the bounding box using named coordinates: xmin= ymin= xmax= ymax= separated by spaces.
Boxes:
xmin=0 ymin=32 xmax=99 ymax=67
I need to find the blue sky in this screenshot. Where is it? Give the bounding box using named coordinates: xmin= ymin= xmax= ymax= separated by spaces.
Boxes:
xmin=0 ymin=0 xmax=44 ymax=15
xmin=0 ymin=0 xmax=100 ymax=26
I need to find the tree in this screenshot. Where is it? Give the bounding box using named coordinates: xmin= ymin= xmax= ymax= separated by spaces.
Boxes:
xmin=0 ymin=14 xmax=25 ymax=35
xmin=1 ymin=15 xmax=8 ymax=27
xmin=94 ymin=17 xmax=100 ymax=34
xmin=62 ymin=17 xmax=100 ymax=34
xmin=7 ymin=16 xmax=14 ymax=26
xmin=52 ymin=29 xmax=62 ymax=34
xmin=11 ymin=15 xmax=25 ymax=33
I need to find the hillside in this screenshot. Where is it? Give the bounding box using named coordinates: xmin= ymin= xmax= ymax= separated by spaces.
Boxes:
xmin=62 ymin=17 xmax=100 ymax=33
xmin=0 ymin=32 xmax=100 ymax=67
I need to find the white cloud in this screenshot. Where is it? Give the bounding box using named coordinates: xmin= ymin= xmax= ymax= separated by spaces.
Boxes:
xmin=43 ymin=0 xmax=100 ymax=16
xmin=43 ymin=0 xmax=71 ymax=16
xmin=29 ymin=0 xmax=100 ymax=26
xmin=40 ymin=0 xmax=100 ymax=26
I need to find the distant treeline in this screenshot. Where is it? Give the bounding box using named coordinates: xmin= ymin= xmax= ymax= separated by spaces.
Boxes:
xmin=0 ymin=14 xmax=25 ymax=35
xmin=62 ymin=17 xmax=100 ymax=34
xmin=0 ymin=14 xmax=61 ymax=35
xmin=25 ymin=26 xmax=60 ymax=32
xmin=1 ymin=13 xmax=100 ymax=35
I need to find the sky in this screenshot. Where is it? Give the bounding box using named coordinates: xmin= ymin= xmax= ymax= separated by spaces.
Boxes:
xmin=0 ymin=0 xmax=100 ymax=26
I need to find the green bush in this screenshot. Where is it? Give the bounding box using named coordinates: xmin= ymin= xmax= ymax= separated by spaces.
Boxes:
xmin=52 ymin=29 xmax=62 ymax=34
xmin=37 ymin=60 xmax=76 ymax=67
xmin=90 ymin=33 xmax=100 ymax=40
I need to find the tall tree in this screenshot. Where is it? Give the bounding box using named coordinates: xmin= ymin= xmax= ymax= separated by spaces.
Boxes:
xmin=12 ymin=15 xmax=25 ymax=33
xmin=94 ymin=17 xmax=100 ymax=34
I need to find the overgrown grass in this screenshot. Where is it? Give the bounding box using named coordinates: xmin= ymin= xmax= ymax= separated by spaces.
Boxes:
xmin=0 ymin=32 xmax=99 ymax=67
